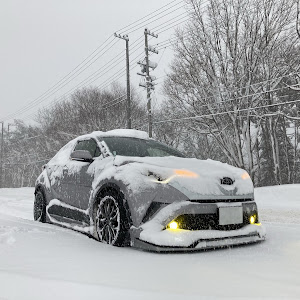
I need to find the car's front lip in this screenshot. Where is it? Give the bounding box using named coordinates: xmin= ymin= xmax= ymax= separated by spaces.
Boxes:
xmin=132 ymin=231 xmax=264 ymax=252
xmin=132 ymin=223 xmax=266 ymax=249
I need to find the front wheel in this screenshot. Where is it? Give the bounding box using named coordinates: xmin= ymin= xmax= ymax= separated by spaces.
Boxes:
xmin=95 ymin=191 xmax=130 ymax=246
xmin=34 ymin=189 xmax=46 ymax=222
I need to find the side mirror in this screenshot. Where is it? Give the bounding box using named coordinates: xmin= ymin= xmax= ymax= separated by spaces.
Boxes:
xmin=71 ymin=150 xmax=94 ymax=162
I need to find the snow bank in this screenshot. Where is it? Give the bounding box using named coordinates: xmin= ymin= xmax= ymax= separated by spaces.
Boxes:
xmin=255 ymin=184 xmax=300 ymax=224
xmin=0 ymin=185 xmax=299 ymax=299
xmin=0 ymin=187 xmax=34 ymax=220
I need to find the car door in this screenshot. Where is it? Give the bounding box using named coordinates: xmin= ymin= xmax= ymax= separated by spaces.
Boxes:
xmin=46 ymin=142 xmax=77 ymax=205
xmin=69 ymin=138 xmax=101 ymax=210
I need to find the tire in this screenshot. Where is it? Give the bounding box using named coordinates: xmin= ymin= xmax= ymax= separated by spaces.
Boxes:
xmin=34 ymin=189 xmax=46 ymax=223
xmin=94 ymin=189 xmax=130 ymax=247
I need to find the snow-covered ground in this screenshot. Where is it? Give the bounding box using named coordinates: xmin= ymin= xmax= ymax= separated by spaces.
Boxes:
xmin=0 ymin=185 xmax=299 ymax=299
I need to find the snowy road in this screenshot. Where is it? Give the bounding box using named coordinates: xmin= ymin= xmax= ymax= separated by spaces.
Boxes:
xmin=0 ymin=186 xmax=300 ymax=299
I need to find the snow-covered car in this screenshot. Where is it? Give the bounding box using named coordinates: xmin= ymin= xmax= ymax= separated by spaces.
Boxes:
xmin=34 ymin=129 xmax=266 ymax=251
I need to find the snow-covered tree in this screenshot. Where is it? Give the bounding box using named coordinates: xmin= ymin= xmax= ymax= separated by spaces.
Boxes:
xmin=161 ymin=0 xmax=300 ymax=185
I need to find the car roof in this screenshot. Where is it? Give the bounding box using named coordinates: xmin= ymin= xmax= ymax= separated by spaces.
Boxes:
xmin=78 ymin=129 xmax=150 ymax=141
xmin=78 ymin=129 xmax=149 ymax=140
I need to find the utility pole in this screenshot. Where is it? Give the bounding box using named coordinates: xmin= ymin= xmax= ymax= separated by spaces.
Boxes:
xmin=8 ymin=123 xmax=13 ymax=138
xmin=114 ymin=33 xmax=131 ymax=129
xmin=137 ymin=28 xmax=158 ymax=138
xmin=0 ymin=122 xmax=4 ymax=188
xmin=7 ymin=123 xmax=15 ymax=140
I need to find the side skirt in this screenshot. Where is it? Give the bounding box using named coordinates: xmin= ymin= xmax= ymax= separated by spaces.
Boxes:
xmin=47 ymin=201 xmax=90 ymax=227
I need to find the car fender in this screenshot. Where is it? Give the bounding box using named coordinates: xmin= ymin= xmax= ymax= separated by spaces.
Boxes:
xmin=35 ymin=169 xmax=52 ymax=206
xmin=89 ymin=177 xmax=190 ymax=227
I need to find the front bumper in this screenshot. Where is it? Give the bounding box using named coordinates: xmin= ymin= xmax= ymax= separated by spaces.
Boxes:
xmin=130 ymin=200 xmax=266 ymax=252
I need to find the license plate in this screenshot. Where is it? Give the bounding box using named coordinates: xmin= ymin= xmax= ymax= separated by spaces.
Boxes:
xmin=219 ymin=206 xmax=243 ymax=225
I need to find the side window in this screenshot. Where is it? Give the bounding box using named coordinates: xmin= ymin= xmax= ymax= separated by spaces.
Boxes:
xmin=74 ymin=139 xmax=101 ymax=157
xmin=94 ymin=147 xmax=101 ymax=157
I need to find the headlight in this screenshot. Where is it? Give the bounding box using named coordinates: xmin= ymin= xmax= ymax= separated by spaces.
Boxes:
xmin=174 ymin=169 xmax=198 ymax=178
xmin=241 ymin=172 xmax=250 ymax=180
xmin=149 ymin=169 xmax=199 ymax=184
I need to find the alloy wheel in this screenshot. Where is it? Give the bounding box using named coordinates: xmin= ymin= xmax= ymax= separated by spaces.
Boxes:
xmin=96 ymin=196 xmax=121 ymax=245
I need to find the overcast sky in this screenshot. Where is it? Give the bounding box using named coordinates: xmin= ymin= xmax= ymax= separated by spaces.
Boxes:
xmin=0 ymin=0 xmax=187 ymax=125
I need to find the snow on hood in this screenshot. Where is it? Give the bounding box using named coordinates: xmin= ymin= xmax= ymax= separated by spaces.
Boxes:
xmin=113 ymin=156 xmax=253 ymax=199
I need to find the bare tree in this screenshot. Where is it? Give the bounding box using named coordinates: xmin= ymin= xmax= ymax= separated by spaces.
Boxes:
xmin=297 ymin=0 xmax=300 ymax=38
xmin=162 ymin=0 xmax=299 ymax=185
xmin=3 ymin=84 xmax=146 ymax=188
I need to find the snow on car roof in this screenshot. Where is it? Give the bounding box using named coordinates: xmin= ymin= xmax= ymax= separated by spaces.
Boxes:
xmin=66 ymin=129 xmax=149 ymax=143
xmin=92 ymin=129 xmax=149 ymax=140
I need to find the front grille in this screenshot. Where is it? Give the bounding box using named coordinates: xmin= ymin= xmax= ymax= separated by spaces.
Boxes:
xmin=220 ymin=177 xmax=234 ymax=185
xmin=174 ymin=214 xmax=245 ymax=231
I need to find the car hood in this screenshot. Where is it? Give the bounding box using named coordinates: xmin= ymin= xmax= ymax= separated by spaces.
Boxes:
xmin=113 ymin=156 xmax=254 ymax=199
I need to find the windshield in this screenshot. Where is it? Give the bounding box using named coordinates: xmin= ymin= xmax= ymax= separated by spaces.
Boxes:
xmin=99 ymin=137 xmax=185 ymax=158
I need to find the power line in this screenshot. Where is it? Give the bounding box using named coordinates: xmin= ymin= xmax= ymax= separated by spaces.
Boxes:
xmin=156 ymin=37 xmax=179 ymax=48
xmin=191 ymin=83 xmax=300 ymax=107
xmin=155 ymin=16 xmax=190 ymax=34
xmin=16 ymin=35 xmax=147 ymax=122
xmin=157 ymin=15 xmax=192 ymax=34
xmin=0 ymin=39 xmax=121 ymax=123
xmin=157 ymin=47 xmax=167 ymax=64
xmin=151 ymin=11 xmax=188 ymax=31
xmin=4 ymin=0 xmax=214 ymax=124
xmin=126 ymin=3 xmax=186 ymax=34
xmin=153 ymin=97 xmax=300 ymax=124
xmin=19 ymin=47 xmax=145 ymax=122
xmin=151 ymin=72 xmax=300 ymax=111
xmin=117 ymin=0 xmax=183 ymax=34
xmin=1 ymin=0 xmax=187 ymax=123
xmin=0 ymin=36 xmax=117 ymax=121
xmin=21 ymin=55 xmax=145 ymax=122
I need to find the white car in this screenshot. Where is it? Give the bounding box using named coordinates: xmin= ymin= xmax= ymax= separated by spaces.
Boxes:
xmin=34 ymin=129 xmax=266 ymax=251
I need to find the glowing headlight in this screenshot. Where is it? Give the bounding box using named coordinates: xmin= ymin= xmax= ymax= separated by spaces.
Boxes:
xmin=150 ymin=169 xmax=199 ymax=184
xmin=241 ymin=172 xmax=250 ymax=180
xmin=168 ymin=221 xmax=179 ymax=230
xmin=174 ymin=169 xmax=198 ymax=178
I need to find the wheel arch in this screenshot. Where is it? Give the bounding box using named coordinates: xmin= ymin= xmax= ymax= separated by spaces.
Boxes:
xmin=91 ymin=181 xmax=132 ymax=228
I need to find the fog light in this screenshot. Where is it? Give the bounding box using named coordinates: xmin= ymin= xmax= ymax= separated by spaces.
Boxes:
xmin=250 ymin=215 xmax=255 ymax=224
xmin=168 ymin=221 xmax=178 ymax=230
